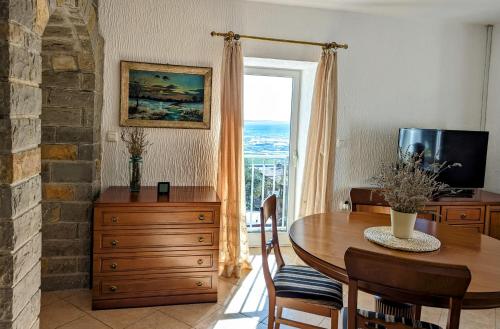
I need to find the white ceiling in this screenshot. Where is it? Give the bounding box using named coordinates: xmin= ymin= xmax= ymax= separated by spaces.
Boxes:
xmin=245 ymin=0 xmax=500 ymax=24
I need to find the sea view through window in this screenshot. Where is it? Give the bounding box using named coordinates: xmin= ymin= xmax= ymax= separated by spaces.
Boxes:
xmin=244 ymin=72 xmax=295 ymax=232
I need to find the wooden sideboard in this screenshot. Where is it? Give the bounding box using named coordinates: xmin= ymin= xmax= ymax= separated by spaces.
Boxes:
xmin=92 ymin=186 xmax=221 ymax=309
xmin=350 ymin=188 xmax=500 ymax=238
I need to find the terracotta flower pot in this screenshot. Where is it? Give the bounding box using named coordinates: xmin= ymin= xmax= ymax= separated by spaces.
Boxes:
xmin=390 ymin=209 xmax=417 ymax=239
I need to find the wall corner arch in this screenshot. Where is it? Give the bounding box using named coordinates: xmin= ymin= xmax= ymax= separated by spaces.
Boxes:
xmin=0 ymin=0 xmax=103 ymax=327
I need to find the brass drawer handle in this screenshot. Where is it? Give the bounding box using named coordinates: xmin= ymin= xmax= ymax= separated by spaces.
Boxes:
xmin=460 ymin=213 xmax=467 ymax=219
xmin=111 ymin=216 xmax=118 ymax=223
xmin=110 ymin=263 xmax=117 ymax=270
xmin=198 ymin=214 xmax=205 ymax=221
xmin=111 ymin=240 xmax=119 ymax=247
xmin=197 ymin=259 xmax=204 ymax=265
xmin=109 ymin=285 xmax=118 ymax=292
xmin=198 ymin=237 xmax=204 ymax=243
xmin=196 ymin=281 xmax=203 ymax=287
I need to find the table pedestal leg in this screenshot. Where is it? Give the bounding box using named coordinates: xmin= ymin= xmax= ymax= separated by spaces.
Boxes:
xmin=374 ymin=296 xmax=421 ymax=321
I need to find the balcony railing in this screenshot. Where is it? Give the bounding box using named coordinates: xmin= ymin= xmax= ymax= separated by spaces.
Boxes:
xmin=244 ymin=154 xmax=289 ymax=232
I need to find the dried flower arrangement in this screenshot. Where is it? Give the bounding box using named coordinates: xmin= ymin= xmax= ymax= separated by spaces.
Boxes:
xmin=371 ymin=150 xmax=461 ymax=214
xmin=120 ymin=127 xmax=151 ymax=191
xmin=120 ymin=127 xmax=151 ymax=158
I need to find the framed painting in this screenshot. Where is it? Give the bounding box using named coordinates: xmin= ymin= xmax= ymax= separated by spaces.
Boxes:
xmin=120 ymin=61 xmax=212 ymax=129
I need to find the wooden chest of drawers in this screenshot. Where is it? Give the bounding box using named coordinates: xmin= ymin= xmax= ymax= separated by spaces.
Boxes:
xmin=92 ymin=186 xmax=221 ymax=310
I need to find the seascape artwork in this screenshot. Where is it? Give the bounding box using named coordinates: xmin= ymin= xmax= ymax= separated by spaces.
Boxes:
xmin=120 ymin=62 xmax=212 ymax=129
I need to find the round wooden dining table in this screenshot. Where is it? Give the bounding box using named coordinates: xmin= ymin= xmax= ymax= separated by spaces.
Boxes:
xmin=289 ymin=211 xmax=500 ymax=309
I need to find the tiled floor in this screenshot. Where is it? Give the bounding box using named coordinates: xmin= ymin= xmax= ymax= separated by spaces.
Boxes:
xmin=41 ymin=248 xmax=499 ymax=329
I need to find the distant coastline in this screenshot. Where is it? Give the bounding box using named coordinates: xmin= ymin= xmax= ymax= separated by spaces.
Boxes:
xmin=244 ymin=120 xmax=290 ymax=156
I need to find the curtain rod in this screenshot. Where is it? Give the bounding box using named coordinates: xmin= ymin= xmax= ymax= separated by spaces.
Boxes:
xmin=210 ymin=31 xmax=348 ymax=50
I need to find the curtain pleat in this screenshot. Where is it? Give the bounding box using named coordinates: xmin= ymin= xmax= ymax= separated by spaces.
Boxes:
xmin=217 ymin=39 xmax=251 ymax=278
xmin=299 ymin=49 xmax=338 ymax=217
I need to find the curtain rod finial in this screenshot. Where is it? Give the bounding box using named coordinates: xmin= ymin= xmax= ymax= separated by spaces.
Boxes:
xmin=224 ymin=31 xmax=240 ymax=41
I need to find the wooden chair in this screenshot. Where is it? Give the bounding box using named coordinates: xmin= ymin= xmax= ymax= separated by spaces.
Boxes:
xmin=260 ymin=195 xmax=343 ymax=329
xmin=343 ymin=247 xmax=472 ymax=329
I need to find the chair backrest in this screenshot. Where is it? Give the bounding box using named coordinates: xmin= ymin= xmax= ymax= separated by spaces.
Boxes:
xmin=344 ymin=247 xmax=471 ymax=329
xmin=260 ymin=194 xmax=285 ymax=296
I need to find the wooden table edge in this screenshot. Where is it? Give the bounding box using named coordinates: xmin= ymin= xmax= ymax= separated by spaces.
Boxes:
xmin=289 ymin=218 xmax=500 ymax=310
xmin=290 ymin=236 xmax=348 ymax=284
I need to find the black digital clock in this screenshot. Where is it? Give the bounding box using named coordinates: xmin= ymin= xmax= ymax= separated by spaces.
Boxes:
xmin=157 ymin=182 xmax=170 ymax=196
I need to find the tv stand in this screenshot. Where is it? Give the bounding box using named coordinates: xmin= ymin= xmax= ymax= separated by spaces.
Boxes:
xmin=350 ymin=187 xmax=500 ymax=240
xmin=441 ymin=189 xmax=476 ymax=198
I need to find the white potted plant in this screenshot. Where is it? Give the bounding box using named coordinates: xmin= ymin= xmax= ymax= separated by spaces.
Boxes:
xmin=372 ymin=151 xmax=459 ymax=239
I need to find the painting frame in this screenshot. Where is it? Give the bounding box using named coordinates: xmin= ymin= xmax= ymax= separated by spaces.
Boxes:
xmin=120 ymin=61 xmax=212 ymax=129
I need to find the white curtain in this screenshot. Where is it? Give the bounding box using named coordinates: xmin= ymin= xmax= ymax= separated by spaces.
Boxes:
xmin=299 ymin=49 xmax=338 ymax=217
xmin=217 ymin=38 xmax=251 ymax=278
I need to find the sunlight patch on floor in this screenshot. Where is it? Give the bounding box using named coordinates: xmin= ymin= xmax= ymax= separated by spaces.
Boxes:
xmin=208 ymin=316 xmax=261 ymax=329
xmin=224 ymin=254 xmax=276 ymax=318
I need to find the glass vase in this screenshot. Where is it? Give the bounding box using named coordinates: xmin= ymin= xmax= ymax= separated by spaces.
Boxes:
xmin=129 ymin=156 xmax=143 ymax=192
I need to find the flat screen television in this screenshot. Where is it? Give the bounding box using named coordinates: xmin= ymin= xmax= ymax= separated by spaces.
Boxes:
xmin=398 ymin=128 xmax=489 ymax=189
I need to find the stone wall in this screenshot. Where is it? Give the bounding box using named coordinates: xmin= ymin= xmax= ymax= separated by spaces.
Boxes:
xmin=0 ymin=0 xmax=102 ymax=328
xmin=40 ymin=4 xmax=101 ymax=291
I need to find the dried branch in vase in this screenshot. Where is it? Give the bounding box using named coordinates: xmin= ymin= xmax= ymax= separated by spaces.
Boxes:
xmin=120 ymin=127 xmax=152 ymax=158
xmin=371 ymin=150 xmax=461 ymax=214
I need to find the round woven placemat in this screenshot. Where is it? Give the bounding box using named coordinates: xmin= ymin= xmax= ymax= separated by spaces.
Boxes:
xmin=364 ymin=226 xmax=441 ymax=252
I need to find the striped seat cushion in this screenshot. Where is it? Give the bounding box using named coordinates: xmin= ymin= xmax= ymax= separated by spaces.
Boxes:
xmin=340 ymin=307 xmax=443 ymax=329
xmin=273 ymin=265 xmax=343 ymax=309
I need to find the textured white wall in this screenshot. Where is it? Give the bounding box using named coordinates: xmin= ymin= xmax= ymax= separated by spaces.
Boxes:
xmin=485 ymin=26 xmax=500 ymax=193
xmin=99 ymin=0 xmax=487 ymax=209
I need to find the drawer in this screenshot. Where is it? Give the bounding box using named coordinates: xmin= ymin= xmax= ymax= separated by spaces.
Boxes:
xmin=442 ymin=206 xmax=485 ymax=224
xmin=418 ymin=206 xmax=440 ymax=222
xmin=448 ymin=224 xmax=484 ymax=234
xmin=355 ymin=205 xmax=440 ymax=221
xmin=486 ymin=206 xmax=500 ymax=239
xmin=94 ymin=250 xmax=217 ymax=275
xmin=355 ymin=205 xmax=390 ymax=215
xmin=94 ymin=207 xmax=218 ymax=229
xmin=94 ymin=228 xmax=218 ymax=253
xmin=95 ymin=272 xmax=216 ymax=298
